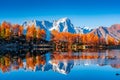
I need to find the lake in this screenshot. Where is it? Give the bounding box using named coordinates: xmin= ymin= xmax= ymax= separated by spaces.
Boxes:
xmin=0 ymin=49 xmax=120 ymax=80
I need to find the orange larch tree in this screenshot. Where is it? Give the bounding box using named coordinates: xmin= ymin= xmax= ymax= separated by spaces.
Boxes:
xmin=26 ymin=25 xmax=36 ymax=41
xmin=36 ymin=27 xmax=41 ymax=40
xmin=18 ymin=25 xmax=23 ymax=36
xmin=40 ymin=29 xmax=46 ymax=40
xmin=1 ymin=22 xmax=12 ymax=39
xmin=107 ymin=35 xmax=116 ymax=45
xmin=12 ymin=24 xmax=19 ymax=35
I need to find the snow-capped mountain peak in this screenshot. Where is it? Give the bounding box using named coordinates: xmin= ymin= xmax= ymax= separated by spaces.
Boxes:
xmin=49 ymin=17 xmax=76 ymax=33
xmin=22 ymin=20 xmax=53 ymax=30
xmin=57 ymin=17 xmax=70 ymax=23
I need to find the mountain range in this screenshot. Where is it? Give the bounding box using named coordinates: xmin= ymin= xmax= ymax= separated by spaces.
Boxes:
xmin=22 ymin=17 xmax=120 ymax=41
xmin=22 ymin=17 xmax=92 ymax=34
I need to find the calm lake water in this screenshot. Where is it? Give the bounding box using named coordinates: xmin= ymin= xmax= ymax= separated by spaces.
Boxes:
xmin=0 ymin=49 xmax=120 ymax=80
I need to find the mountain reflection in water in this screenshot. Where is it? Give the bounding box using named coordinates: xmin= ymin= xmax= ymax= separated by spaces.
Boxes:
xmin=0 ymin=49 xmax=120 ymax=75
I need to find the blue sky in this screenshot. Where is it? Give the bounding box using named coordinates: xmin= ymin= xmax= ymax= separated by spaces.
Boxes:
xmin=0 ymin=0 xmax=120 ymax=28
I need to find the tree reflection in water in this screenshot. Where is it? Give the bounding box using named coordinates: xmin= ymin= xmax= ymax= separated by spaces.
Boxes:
xmin=0 ymin=49 xmax=120 ymax=74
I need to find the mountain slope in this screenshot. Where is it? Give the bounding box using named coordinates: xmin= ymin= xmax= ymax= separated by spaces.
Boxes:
xmin=90 ymin=24 xmax=120 ymax=41
xmin=108 ymin=24 xmax=120 ymax=40
xmin=22 ymin=20 xmax=53 ymax=31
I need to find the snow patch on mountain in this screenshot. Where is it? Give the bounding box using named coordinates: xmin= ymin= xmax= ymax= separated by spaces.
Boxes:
xmin=74 ymin=26 xmax=93 ymax=34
